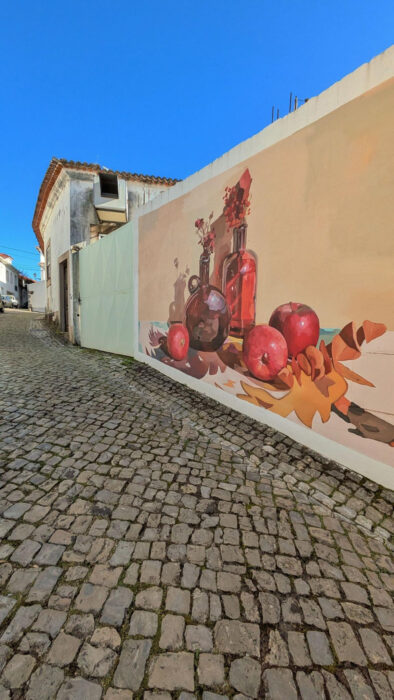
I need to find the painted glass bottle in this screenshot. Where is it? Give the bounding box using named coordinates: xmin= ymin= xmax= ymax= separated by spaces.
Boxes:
xmin=185 ymin=250 xmax=230 ymax=351
xmin=222 ymin=223 xmax=256 ymax=337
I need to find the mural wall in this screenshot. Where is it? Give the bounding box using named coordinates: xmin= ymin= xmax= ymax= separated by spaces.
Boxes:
xmin=138 ymin=76 xmax=394 ymax=477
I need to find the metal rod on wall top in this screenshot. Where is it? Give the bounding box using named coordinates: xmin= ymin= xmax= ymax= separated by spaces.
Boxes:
xmin=277 ymin=108 xmax=279 ymax=120
xmin=289 ymin=92 xmax=292 ymax=113
xmin=271 ymin=106 xmax=274 ymax=123
xmin=294 ymin=96 xmax=298 ymax=110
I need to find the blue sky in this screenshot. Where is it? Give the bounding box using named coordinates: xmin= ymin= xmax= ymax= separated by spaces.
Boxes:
xmin=0 ymin=1 xmax=392 ymax=278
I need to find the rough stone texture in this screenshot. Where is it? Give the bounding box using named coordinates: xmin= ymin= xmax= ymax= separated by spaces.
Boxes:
xmin=26 ymin=664 xmax=64 ymax=700
xmin=229 ymin=657 xmax=261 ymax=697
xmin=198 ymin=653 xmax=225 ymax=687
xmin=148 ymin=652 xmax=194 ymax=691
xmin=47 ymin=630 xmax=82 ymax=666
xmin=77 ymin=642 xmax=117 ymax=677
xmin=214 ymin=620 xmax=260 ymax=656
xmin=57 ymin=677 xmax=103 ymax=700
xmin=159 ymin=614 xmax=185 ymax=650
xmin=113 ymin=639 xmax=151 ymax=691
xmin=0 ymin=312 xmax=392 ymax=699
xmin=129 ymin=611 xmax=158 ymax=638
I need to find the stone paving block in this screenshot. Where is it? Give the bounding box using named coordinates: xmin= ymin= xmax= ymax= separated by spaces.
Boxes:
xmin=166 ymin=586 xmax=190 ymax=614
xmin=34 ymin=543 xmax=65 ymax=565
xmin=263 ymin=669 xmax=297 ymax=700
xmin=135 ymin=586 xmax=163 ymax=610
xmin=148 ymin=652 xmax=194 ymax=692
xmin=129 ymin=611 xmax=158 ymax=637
xmin=113 ymin=639 xmax=151 ymax=690
xmin=77 ymin=642 xmax=117 ymax=677
xmin=19 ymin=632 xmax=51 ymax=656
xmin=1 ymin=605 xmax=41 ymax=644
xmin=6 ymin=568 xmax=39 ymax=594
xmin=26 ymin=663 xmax=64 ymax=700
xmin=101 ymin=587 xmax=133 ymax=627
xmin=185 ymin=624 xmax=213 ymax=651
xmin=26 ymin=566 xmax=62 ymax=603
xmin=105 ymin=691 xmax=133 ymax=700
xmin=57 ymin=677 xmax=103 ymax=700
xmin=89 ymin=564 xmax=122 ymax=588
xmin=198 ymin=653 xmax=225 ymax=686
xmin=359 ymin=627 xmax=391 ymax=664
xmin=47 ymin=630 xmax=82 ymax=666
xmin=10 ymin=539 xmax=41 ymax=566
xmin=229 ymin=656 xmax=261 ymax=698
xmin=343 ymin=670 xmax=375 ymax=700
xmin=65 ymin=613 xmax=95 ymax=639
xmin=306 ymin=631 xmax=333 ymax=665
xmin=2 ymin=653 xmax=36 ymax=689
xmin=296 ymin=671 xmax=325 ymax=700
xmin=159 ymin=614 xmax=185 ymax=650
xmin=327 ymin=621 xmax=367 ymax=665
xmin=91 ymin=627 xmax=121 ymax=650
xmin=214 ymin=620 xmax=260 ymax=657
xmin=75 ymin=583 xmax=108 ymax=614
xmin=31 ymin=609 xmax=67 ymax=639
xmin=0 ymin=598 xmax=16 ymax=627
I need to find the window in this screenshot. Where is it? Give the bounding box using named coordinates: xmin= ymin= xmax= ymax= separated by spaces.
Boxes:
xmin=46 ymin=243 xmax=51 ymax=282
xmin=99 ymin=172 xmax=119 ymax=198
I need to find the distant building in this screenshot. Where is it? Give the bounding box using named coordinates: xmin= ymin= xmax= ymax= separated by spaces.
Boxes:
xmin=0 ymin=254 xmax=20 ymax=304
xmin=32 ymin=158 xmax=178 ymax=343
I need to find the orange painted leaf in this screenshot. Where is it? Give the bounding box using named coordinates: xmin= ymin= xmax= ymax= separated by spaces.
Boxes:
xmin=297 ymin=353 xmax=312 ymax=376
xmin=334 ymin=361 xmax=375 ymax=387
xmin=339 ymin=321 xmax=361 ymax=353
xmin=329 ymin=333 xmax=361 ymax=361
xmin=319 ymin=340 xmax=333 ymax=374
xmin=291 ymin=356 xmax=302 ymax=385
xmin=362 ymin=320 xmax=387 ymax=343
xmin=237 ymin=368 xmax=347 ymax=428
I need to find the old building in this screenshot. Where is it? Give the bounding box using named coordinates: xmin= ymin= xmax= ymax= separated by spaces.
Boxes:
xmin=32 ymin=158 xmax=177 ymax=342
xmin=0 ymin=254 xmax=20 ymax=304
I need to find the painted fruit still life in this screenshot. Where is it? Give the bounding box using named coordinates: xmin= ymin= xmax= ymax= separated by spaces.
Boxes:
xmin=141 ymin=167 xmax=393 ymax=460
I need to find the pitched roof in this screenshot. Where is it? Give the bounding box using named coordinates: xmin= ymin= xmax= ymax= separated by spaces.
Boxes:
xmin=0 ymin=253 xmax=13 ymax=261
xmin=32 ymin=157 xmax=179 ymax=250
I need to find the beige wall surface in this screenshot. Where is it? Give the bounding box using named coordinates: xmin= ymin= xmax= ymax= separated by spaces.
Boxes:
xmin=140 ymin=77 xmax=394 ymax=330
xmin=137 ymin=71 xmax=394 ymax=484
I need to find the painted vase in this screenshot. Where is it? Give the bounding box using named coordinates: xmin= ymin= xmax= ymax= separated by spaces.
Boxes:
xmin=222 ymin=223 xmax=256 ymax=337
xmin=185 ymin=251 xmax=230 ymax=351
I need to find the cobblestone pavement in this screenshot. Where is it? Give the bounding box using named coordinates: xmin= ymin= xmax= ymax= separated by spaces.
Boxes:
xmin=0 ymin=310 xmax=393 ymax=700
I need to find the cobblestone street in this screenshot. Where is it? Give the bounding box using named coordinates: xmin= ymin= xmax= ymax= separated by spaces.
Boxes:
xmin=0 ymin=310 xmax=393 ymax=699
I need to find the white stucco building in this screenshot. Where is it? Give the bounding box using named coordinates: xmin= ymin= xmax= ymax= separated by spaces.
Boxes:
xmin=32 ymin=158 xmax=178 ymax=343
xmin=0 ymin=254 xmax=20 ymax=303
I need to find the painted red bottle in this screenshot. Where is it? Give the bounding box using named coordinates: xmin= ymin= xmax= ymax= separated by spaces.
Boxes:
xmin=185 ymin=250 xmax=230 ymax=351
xmin=222 ymin=223 xmax=257 ymax=337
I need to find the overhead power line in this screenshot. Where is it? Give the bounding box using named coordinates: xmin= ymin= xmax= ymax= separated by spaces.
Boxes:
xmin=0 ymin=244 xmax=39 ymax=257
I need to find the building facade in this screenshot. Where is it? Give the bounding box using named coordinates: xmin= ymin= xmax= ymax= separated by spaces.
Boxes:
xmin=0 ymin=254 xmax=21 ymax=304
xmin=32 ymin=158 xmax=177 ymax=343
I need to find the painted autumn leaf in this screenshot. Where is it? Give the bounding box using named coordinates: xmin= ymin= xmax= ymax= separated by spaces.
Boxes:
xmin=237 ymin=368 xmax=347 ymax=428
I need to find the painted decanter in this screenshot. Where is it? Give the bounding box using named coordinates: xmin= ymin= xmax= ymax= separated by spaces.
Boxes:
xmin=185 ymin=245 xmax=230 ymax=352
xmin=222 ymin=222 xmax=256 ymax=337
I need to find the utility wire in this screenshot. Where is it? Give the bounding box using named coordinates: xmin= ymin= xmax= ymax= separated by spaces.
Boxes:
xmin=0 ymin=244 xmax=39 ymax=257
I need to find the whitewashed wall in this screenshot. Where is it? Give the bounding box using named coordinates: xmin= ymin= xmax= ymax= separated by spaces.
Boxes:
xmin=28 ymin=280 xmax=46 ymax=312
xmin=79 ymin=222 xmax=135 ymax=355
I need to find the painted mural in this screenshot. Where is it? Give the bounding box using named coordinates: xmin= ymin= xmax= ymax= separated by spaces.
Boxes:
xmin=138 ymin=78 xmax=394 ymax=471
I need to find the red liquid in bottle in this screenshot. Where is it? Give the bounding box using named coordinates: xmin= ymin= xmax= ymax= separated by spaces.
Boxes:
xmin=222 ymin=224 xmax=256 ymax=337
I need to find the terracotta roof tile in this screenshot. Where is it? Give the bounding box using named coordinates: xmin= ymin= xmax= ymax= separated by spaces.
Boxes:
xmin=32 ymin=157 xmax=179 ymax=249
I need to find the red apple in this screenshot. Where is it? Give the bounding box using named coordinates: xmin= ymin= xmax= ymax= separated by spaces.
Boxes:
xmin=167 ymin=323 xmax=189 ymax=361
xmin=269 ymin=302 xmax=320 ymax=357
xmin=243 ymin=324 xmax=288 ymax=381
